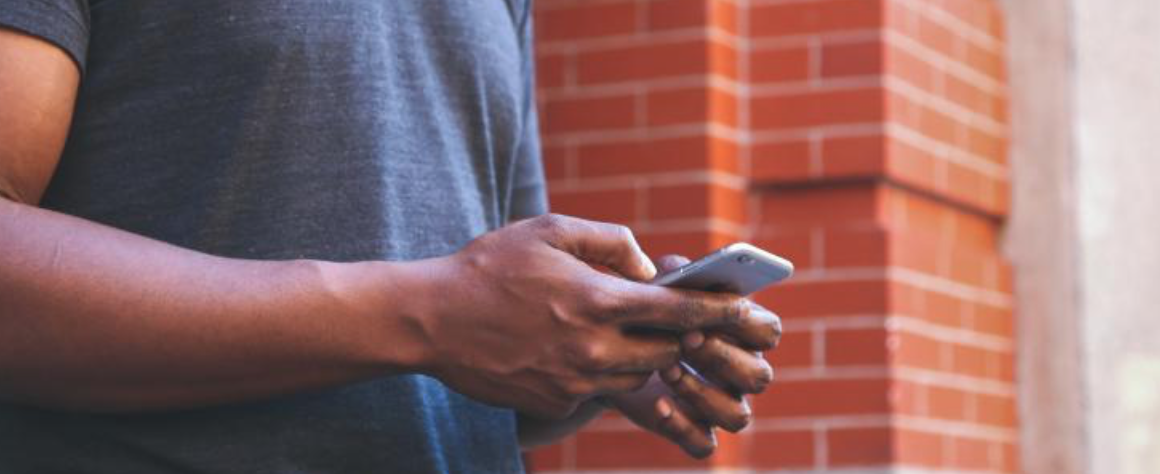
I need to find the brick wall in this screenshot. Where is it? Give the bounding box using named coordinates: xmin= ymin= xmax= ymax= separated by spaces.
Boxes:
xmin=528 ymin=0 xmax=1015 ymax=472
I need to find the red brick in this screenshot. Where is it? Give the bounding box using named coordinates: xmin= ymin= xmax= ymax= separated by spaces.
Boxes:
xmin=577 ymin=135 xmax=741 ymax=178
xmin=918 ymin=104 xmax=961 ymax=145
xmin=932 ymin=0 xmax=995 ymax=37
xmin=549 ymin=187 xmax=638 ymax=224
xmin=891 ymin=379 xmax=924 ymax=416
xmin=758 ymin=280 xmax=890 ymax=319
xmin=752 ymin=87 xmax=885 ymax=130
xmin=710 ymin=0 xmax=740 ymax=35
xmin=646 ymin=86 xmax=737 ymax=127
xmin=927 ymin=385 xmax=968 ymax=421
xmin=826 ymin=327 xmax=889 ymax=366
xmin=768 ymin=329 xmax=813 ymax=368
xmin=828 ymin=427 xmax=892 ymax=466
xmin=945 ymin=73 xmax=996 ymax=119
xmin=542 ymin=143 xmax=571 ymax=181
xmin=573 ymin=430 xmax=712 ymax=469
xmin=543 ymin=94 xmax=636 ymax=133
xmin=710 ymin=40 xmax=740 ymax=79
xmin=882 ymin=185 xmax=954 ymax=234
xmin=636 ymin=230 xmax=718 ymax=257
xmin=750 ymin=140 xmax=812 ymax=182
xmin=648 ymin=0 xmax=706 ymax=31
xmin=952 ymin=436 xmax=994 ymax=471
xmin=973 ymin=303 xmax=1013 ymax=337
xmin=923 ymin=289 xmax=966 ymax=328
xmin=648 ymin=183 xmax=747 ymax=224
xmin=885 ymin=135 xmax=939 ymax=190
xmin=821 ymin=134 xmax=887 ymax=178
xmin=750 ymin=0 xmax=884 ymax=38
xmin=760 ymin=185 xmax=884 ymax=229
xmin=538 ymin=2 xmax=638 ymax=42
xmin=897 ymin=429 xmax=945 ymax=467
xmin=755 ymin=378 xmax=890 ymax=417
xmin=949 ymin=208 xmax=1001 ymax=252
xmin=754 ymin=231 xmax=815 ymax=271
xmin=577 ymin=39 xmax=718 ymax=84
xmin=536 ymin=51 xmax=570 ymax=89
xmin=1000 ymin=441 xmax=1019 ymax=473
xmin=894 ymin=330 xmax=946 ymax=371
xmin=951 ymin=344 xmax=993 ymax=380
xmin=822 ymin=40 xmax=884 ymax=77
xmin=948 ymin=244 xmax=994 ymax=288
xmin=886 ymin=42 xmax=937 ymax=92
xmin=917 ymin=14 xmax=960 ymax=61
xmin=889 ymin=229 xmax=944 ymax=277
xmin=647 ymin=87 xmax=707 ymax=127
xmin=751 ymin=46 xmax=811 ymax=83
xmin=976 ymin=393 xmax=1018 ymax=427
xmin=750 ymin=430 xmax=815 ymax=468
xmin=965 ymin=40 xmax=1005 ymax=80
xmin=713 ymin=431 xmax=747 ymax=468
xmin=888 ymin=282 xmax=923 ymax=318
xmin=823 ymin=227 xmax=889 ymax=267
xmin=967 ymin=125 xmax=1005 ymax=161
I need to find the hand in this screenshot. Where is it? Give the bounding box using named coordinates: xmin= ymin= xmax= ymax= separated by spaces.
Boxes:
xmin=604 ymin=255 xmax=782 ymax=458
xmin=420 ymin=215 xmax=750 ymax=420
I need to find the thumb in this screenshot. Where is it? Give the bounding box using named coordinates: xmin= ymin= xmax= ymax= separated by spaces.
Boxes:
xmin=655 ymin=254 xmax=692 ymax=276
xmin=533 ymin=214 xmax=657 ymax=281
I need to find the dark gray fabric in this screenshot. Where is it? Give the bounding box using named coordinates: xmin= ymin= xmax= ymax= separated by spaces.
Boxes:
xmin=0 ymin=1 xmax=546 ymax=473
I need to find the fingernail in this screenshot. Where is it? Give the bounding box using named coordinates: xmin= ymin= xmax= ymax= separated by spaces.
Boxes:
xmin=662 ymin=364 xmax=683 ymax=383
xmin=655 ymin=398 xmax=674 ymax=419
xmin=681 ymin=331 xmax=705 ymax=350
xmin=641 ymin=254 xmax=658 ymax=280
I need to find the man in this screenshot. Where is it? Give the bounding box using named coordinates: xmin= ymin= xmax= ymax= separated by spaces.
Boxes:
xmin=0 ymin=1 xmax=782 ymax=473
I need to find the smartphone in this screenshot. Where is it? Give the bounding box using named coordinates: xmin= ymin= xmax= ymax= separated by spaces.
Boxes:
xmin=651 ymin=243 xmax=794 ymax=296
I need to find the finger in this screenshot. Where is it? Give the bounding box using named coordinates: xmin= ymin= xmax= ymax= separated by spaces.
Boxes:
xmin=660 ymin=363 xmax=752 ymax=432
xmin=704 ymin=301 xmax=782 ymax=351
xmin=682 ymin=334 xmax=774 ymax=394
xmin=654 ymin=254 xmax=691 ymax=276
xmin=533 ymin=214 xmax=657 ymax=281
xmin=594 ymin=372 xmax=653 ymax=395
xmin=654 ymin=396 xmax=717 ymax=459
xmin=611 ymin=284 xmax=748 ymax=332
xmin=601 ymin=331 xmax=681 ymax=373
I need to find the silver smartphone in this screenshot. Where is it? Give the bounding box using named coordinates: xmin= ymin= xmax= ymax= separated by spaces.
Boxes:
xmin=651 ymin=243 xmax=794 ymax=296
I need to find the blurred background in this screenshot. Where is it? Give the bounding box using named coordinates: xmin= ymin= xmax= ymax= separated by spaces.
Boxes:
xmin=526 ymin=0 xmax=1160 ymax=473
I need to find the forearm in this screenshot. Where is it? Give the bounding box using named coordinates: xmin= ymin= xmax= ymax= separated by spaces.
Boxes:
xmin=517 ymin=400 xmax=606 ymax=449
xmin=0 ymin=197 xmax=435 ymax=412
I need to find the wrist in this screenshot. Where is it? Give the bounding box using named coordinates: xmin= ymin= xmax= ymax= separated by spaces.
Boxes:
xmin=314 ymin=258 xmax=443 ymax=375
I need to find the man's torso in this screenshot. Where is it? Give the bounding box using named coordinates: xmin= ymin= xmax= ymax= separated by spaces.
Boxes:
xmin=0 ymin=1 xmax=542 ymax=472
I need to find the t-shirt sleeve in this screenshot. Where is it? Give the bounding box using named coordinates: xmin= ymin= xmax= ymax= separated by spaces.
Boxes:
xmin=508 ymin=0 xmax=549 ymax=221
xmin=0 ymin=0 xmax=90 ymax=72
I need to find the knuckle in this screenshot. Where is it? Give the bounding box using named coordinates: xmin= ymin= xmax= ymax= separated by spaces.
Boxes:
xmin=576 ymin=341 xmax=615 ymax=372
xmin=610 ymin=224 xmax=635 ymax=244
xmin=731 ymin=298 xmax=750 ymax=326
xmin=534 ymin=213 xmax=570 ymax=238
xmin=561 ymin=378 xmax=593 ymax=398
xmin=770 ymin=312 xmax=783 ymax=336
xmin=724 ymin=403 xmax=753 ymax=433
xmin=756 ymin=363 xmax=775 ymax=391
xmin=583 ymin=285 xmax=628 ymax=320
xmin=745 ymin=362 xmax=775 ymax=393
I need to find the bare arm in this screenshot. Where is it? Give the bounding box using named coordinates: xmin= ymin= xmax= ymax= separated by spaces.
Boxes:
xmin=0 ymin=27 xmax=442 ymax=412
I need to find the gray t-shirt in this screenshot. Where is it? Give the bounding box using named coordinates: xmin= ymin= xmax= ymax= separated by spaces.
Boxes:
xmin=0 ymin=1 xmax=546 ymax=473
